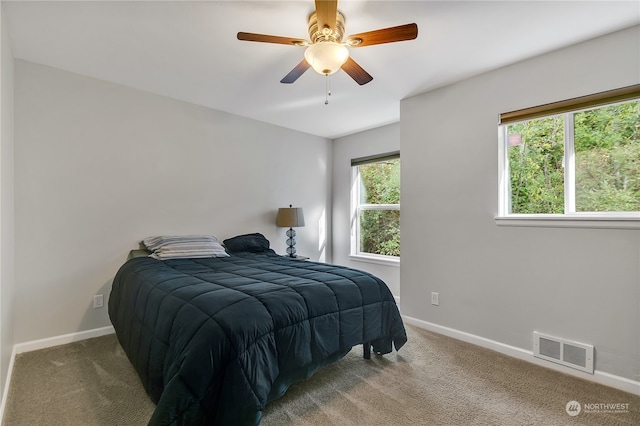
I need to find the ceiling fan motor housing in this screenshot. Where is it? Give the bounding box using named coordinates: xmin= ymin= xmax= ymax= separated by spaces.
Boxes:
xmin=308 ymin=11 xmax=345 ymax=43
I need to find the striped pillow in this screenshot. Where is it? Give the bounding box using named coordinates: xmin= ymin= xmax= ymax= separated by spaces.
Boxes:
xmin=142 ymin=235 xmax=229 ymax=260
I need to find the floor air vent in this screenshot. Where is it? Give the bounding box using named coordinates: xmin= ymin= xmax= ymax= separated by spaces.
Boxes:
xmin=533 ymin=332 xmax=594 ymax=374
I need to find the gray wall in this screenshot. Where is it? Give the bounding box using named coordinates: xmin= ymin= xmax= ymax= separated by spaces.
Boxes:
xmin=13 ymin=60 xmax=331 ymax=343
xmin=400 ymin=26 xmax=639 ymax=381
xmin=332 ymin=123 xmax=400 ymax=296
xmin=0 ymin=7 xmax=15 ymax=398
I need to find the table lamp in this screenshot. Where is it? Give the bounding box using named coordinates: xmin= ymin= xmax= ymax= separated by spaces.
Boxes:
xmin=276 ymin=205 xmax=305 ymax=257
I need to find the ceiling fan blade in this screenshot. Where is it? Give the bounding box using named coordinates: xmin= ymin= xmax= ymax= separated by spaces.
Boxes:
xmin=341 ymin=57 xmax=373 ymax=86
xmin=315 ymin=0 xmax=338 ymax=32
xmin=281 ymin=60 xmax=311 ymax=84
xmin=346 ymin=23 xmax=418 ymax=47
xmin=237 ymin=32 xmax=307 ymax=46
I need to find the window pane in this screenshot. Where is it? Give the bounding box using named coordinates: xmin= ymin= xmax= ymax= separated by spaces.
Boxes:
xmin=574 ymin=101 xmax=640 ymax=212
xmin=507 ymin=116 xmax=565 ymax=214
xmin=359 ymin=209 xmax=400 ymax=256
xmin=359 ymin=159 xmax=400 ymax=205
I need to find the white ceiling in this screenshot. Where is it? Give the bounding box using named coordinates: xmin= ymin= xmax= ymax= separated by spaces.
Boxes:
xmin=3 ymin=1 xmax=639 ymax=139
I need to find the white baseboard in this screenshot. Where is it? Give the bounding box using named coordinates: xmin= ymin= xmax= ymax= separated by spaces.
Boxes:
xmin=13 ymin=325 xmax=115 ymax=355
xmin=0 ymin=325 xmax=115 ymax=424
xmin=0 ymin=344 xmax=17 ymax=423
xmin=402 ymin=315 xmax=640 ymax=396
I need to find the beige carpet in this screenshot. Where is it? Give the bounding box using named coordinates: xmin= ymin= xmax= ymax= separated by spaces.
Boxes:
xmin=3 ymin=325 xmax=639 ymax=425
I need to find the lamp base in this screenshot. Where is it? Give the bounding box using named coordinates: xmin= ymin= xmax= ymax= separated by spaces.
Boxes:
xmin=286 ymin=228 xmax=297 ymax=257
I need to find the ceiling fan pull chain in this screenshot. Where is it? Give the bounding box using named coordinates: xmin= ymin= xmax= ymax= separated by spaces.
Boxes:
xmin=325 ymin=74 xmax=330 ymax=105
xmin=324 ymin=75 xmax=333 ymax=105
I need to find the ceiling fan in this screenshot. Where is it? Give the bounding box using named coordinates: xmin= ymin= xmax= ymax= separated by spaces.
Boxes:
xmin=237 ymin=0 xmax=418 ymax=86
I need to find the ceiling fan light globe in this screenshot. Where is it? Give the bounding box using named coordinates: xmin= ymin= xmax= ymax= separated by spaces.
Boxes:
xmin=304 ymin=42 xmax=349 ymax=75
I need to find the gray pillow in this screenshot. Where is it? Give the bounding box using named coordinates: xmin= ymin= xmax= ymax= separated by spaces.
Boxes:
xmin=142 ymin=235 xmax=229 ymax=260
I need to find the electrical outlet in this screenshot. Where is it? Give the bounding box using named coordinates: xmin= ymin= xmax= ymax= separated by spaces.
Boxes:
xmin=431 ymin=292 xmax=439 ymax=306
xmin=93 ymin=294 xmax=104 ymax=308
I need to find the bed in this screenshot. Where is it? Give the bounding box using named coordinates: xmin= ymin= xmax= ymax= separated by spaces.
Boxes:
xmin=108 ymin=234 xmax=407 ymax=425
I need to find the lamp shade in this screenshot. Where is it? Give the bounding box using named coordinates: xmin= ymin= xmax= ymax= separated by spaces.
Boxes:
xmin=276 ymin=206 xmax=305 ymax=228
xmin=304 ymin=42 xmax=349 ymax=75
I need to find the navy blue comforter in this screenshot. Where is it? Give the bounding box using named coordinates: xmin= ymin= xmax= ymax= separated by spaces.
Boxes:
xmin=109 ymin=252 xmax=406 ymax=425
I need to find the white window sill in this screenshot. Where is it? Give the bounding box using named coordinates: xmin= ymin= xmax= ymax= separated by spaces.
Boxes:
xmin=349 ymin=254 xmax=400 ymax=267
xmin=495 ymin=214 xmax=640 ymax=230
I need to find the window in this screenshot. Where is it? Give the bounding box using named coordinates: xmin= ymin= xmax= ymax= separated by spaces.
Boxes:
xmin=351 ymin=153 xmax=400 ymax=263
xmin=497 ymin=85 xmax=640 ymax=229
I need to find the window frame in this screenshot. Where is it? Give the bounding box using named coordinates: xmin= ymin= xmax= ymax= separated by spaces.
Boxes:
xmin=496 ymin=85 xmax=640 ymax=230
xmin=350 ymin=153 xmax=401 ymax=266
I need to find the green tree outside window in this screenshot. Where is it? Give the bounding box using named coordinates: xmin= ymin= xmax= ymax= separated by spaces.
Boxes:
xmin=357 ymin=158 xmax=400 ymax=257
xmin=506 ymin=100 xmax=639 ymax=214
